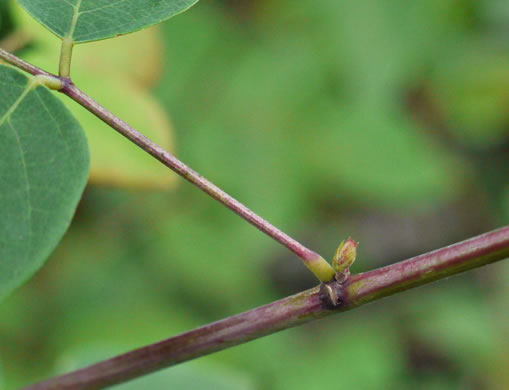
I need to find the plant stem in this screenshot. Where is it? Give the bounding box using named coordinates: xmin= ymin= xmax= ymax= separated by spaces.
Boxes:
xmin=0 ymin=47 xmax=53 ymax=78
xmin=59 ymin=79 xmax=335 ymax=282
xmin=23 ymin=226 xmax=509 ymax=390
xmin=0 ymin=47 xmax=335 ymax=281
xmin=59 ymin=38 xmax=74 ymax=78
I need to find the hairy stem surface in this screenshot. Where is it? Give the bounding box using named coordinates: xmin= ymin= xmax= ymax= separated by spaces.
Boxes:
xmin=24 ymin=226 xmax=509 ymax=390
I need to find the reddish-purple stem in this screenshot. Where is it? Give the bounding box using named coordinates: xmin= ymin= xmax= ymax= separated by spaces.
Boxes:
xmin=0 ymin=47 xmax=53 ymax=77
xmin=59 ymin=80 xmax=324 ymax=264
xmin=24 ymin=226 xmax=509 ymax=390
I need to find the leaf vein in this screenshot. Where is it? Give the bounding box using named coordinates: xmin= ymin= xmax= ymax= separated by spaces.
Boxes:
xmin=78 ymin=0 xmax=129 ymax=16
xmin=0 ymin=80 xmax=32 ymax=128
xmin=6 ymin=120 xmax=33 ymax=255
xmin=67 ymin=0 xmax=83 ymax=40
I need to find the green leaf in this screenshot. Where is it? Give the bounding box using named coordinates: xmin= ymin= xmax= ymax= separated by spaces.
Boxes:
xmin=0 ymin=65 xmax=90 ymax=301
xmin=16 ymin=0 xmax=199 ymax=43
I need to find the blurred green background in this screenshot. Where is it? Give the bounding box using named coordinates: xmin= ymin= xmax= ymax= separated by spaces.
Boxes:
xmin=1 ymin=0 xmax=509 ymax=389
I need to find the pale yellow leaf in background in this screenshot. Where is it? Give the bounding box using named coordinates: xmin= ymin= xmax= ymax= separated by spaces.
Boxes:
xmin=9 ymin=0 xmax=177 ymax=190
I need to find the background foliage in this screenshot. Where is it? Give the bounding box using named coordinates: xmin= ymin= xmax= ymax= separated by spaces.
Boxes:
xmin=1 ymin=0 xmax=508 ymax=388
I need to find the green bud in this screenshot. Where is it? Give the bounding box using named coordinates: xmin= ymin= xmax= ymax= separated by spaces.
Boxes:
xmin=332 ymin=238 xmax=358 ymax=273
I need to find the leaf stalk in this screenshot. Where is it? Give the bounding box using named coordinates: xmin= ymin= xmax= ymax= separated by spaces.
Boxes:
xmin=59 ymin=38 xmax=74 ymax=78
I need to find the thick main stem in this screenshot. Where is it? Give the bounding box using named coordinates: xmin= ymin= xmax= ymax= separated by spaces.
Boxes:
xmin=24 ymin=226 xmax=509 ymax=390
xmin=59 ymin=80 xmax=335 ymax=281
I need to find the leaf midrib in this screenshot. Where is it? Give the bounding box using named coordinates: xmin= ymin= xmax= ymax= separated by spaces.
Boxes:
xmin=0 ymin=79 xmax=33 ymax=127
xmin=67 ymin=0 xmax=83 ymax=40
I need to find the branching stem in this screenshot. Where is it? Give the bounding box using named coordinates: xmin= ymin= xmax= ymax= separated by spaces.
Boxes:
xmin=3 ymin=43 xmax=509 ymax=390
xmin=23 ymin=226 xmax=509 ymax=389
